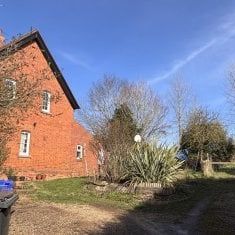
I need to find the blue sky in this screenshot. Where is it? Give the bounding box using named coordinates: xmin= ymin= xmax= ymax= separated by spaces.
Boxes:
xmin=1 ymin=0 xmax=235 ymax=136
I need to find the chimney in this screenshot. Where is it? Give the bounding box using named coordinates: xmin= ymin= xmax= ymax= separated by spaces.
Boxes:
xmin=0 ymin=29 xmax=5 ymax=47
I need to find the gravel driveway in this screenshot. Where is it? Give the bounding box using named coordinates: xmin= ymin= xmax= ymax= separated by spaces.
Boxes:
xmin=9 ymin=196 xmax=172 ymax=235
xmin=9 ymin=196 xmax=123 ymax=235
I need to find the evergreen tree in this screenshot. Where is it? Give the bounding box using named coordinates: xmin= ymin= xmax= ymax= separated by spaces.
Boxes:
xmin=181 ymin=108 xmax=234 ymax=161
xmin=107 ymin=103 xmax=140 ymax=149
xmin=101 ymin=103 xmax=141 ymax=182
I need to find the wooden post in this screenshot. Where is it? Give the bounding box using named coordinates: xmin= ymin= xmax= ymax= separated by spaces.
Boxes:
xmin=201 ymin=153 xmax=214 ymax=177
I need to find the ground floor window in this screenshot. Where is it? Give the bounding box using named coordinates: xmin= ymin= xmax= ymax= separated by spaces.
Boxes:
xmin=19 ymin=131 xmax=31 ymax=157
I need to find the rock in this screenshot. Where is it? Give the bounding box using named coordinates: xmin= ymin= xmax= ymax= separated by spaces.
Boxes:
xmin=95 ymin=185 xmax=107 ymax=192
xmin=100 ymin=181 xmax=108 ymax=186
xmin=117 ymin=186 xmax=129 ymax=193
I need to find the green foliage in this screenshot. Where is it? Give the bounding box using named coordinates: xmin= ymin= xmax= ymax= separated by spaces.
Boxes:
xmin=101 ymin=104 xmax=141 ymax=182
xmin=2 ymin=167 xmax=16 ymax=178
xmin=226 ymin=137 xmax=235 ymax=160
xmin=123 ymin=144 xmax=184 ymax=188
xmin=105 ymin=103 xmax=141 ymax=151
xmin=33 ymin=178 xmax=138 ymax=209
xmin=181 ymin=108 xmax=234 ymax=161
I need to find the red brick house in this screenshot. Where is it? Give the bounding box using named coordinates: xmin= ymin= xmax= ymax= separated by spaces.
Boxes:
xmin=0 ymin=30 xmax=98 ymax=178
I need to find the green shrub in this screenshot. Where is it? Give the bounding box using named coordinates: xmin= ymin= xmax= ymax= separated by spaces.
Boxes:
xmin=3 ymin=167 xmax=17 ymax=178
xmin=123 ymin=144 xmax=184 ymax=188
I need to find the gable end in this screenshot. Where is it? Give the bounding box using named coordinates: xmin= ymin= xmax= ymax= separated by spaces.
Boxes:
xmin=0 ymin=30 xmax=80 ymax=110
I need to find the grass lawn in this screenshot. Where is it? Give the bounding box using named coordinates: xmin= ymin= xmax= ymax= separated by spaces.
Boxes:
xmin=27 ymin=177 xmax=139 ymax=209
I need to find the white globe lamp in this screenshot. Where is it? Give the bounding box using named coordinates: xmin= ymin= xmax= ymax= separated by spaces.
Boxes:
xmin=134 ymin=134 xmax=141 ymax=143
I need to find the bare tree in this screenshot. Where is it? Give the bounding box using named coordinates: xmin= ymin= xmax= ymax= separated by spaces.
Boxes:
xmin=120 ymin=82 xmax=168 ymax=139
xmin=79 ymin=75 xmax=167 ymax=141
xmin=79 ymin=75 xmax=168 ymax=180
xmin=168 ymin=74 xmax=193 ymax=144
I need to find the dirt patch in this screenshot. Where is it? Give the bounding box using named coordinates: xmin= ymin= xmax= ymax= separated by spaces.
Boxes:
xmin=9 ymin=197 xmax=176 ymax=235
xmin=175 ymin=197 xmax=210 ymax=234
xmin=197 ymin=191 xmax=235 ymax=234
xmin=9 ymin=197 xmax=123 ymax=235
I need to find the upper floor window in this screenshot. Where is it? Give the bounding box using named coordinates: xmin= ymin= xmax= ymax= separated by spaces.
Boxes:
xmin=19 ymin=131 xmax=31 ymax=157
xmin=76 ymin=145 xmax=83 ymax=160
xmin=5 ymin=79 xmax=16 ymax=99
xmin=42 ymin=91 xmax=51 ymax=113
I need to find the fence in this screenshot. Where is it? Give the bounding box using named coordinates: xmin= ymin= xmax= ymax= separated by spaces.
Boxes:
xmin=212 ymin=162 xmax=235 ymax=165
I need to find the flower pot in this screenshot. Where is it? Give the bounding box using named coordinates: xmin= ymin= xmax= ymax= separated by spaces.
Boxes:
xmin=41 ymin=174 xmax=46 ymax=180
xmin=36 ymin=174 xmax=42 ymax=180
xmin=19 ymin=176 xmax=25 ymax=181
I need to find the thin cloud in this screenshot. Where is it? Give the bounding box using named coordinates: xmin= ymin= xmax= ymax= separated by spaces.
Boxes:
xmin=149 ymin=39 xmax=217 ymax=84
xmin=59 ymin=51 xmax=93 ymax=71
xmin=149 ymin=12 xmax=235 ymax=84
xmin=201 ymin=96 xmax=226 ymax=109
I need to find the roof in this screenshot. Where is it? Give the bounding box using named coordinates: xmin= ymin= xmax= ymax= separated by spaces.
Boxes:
xmin=0 ymin=30 xmax=80 ymax=109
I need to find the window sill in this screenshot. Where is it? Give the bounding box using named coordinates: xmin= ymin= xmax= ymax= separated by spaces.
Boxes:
xmin=19 ymin=155 xmax=30 ymax=158
xmin=76 ymin=158 xmax=83 ymax=161
xmin=41 ymin=110 xmax=52 ymax=115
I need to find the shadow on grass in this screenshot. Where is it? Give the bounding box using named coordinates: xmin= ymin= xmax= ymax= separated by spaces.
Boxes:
xmin=88 ymin=174 xmax=235 ymax=235
xmin=216 ymin=165 xmax=235 ymax=176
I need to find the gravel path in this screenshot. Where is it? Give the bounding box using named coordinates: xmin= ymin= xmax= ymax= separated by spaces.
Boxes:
xmin=175 ymin=197 xmax=210 ymax=235
xmin=8 ymin=194 xmax=216 ymax=235
xmin=9 ymin=196 xmax=175 ymax=235
xmin=9 ymin=197 xmax=123 ymax=235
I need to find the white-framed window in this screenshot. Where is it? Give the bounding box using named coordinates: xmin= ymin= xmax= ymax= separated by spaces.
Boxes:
xmin=5 ymin=79 xmax=16 ymax=99
xmin=42 ymin=91 xmax=51 ymax=113
xmin=19 ymin=131 xmax=31 ymax=157
xmin=76 ymin=145 xmax=83 ymax=160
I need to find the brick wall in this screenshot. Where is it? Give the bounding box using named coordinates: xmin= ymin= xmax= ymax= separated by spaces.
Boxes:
xmin=4 ymin=41 xmax=98 ymax=178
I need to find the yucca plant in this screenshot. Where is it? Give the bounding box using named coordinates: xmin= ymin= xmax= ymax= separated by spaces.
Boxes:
xmin=123 ymin=143 xmax=184 ymax=189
